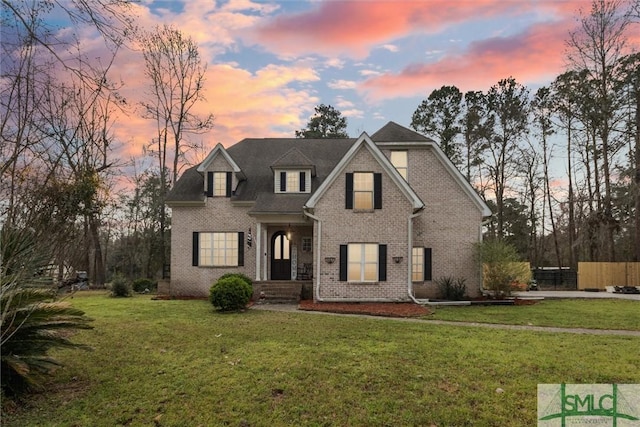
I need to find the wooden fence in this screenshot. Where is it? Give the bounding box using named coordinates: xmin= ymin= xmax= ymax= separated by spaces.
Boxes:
xmin=578 ymin=262 xmax=640 ymax=290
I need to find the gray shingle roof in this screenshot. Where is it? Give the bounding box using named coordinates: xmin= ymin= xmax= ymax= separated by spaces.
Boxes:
xmin=230 ymin=138 xmax=354 ymax=213
xmin=166 ymin=122 xmax=434 ymax=210
xmin=166 ymin=165 xmax=205 ymax=203
xmin=167 ymin=137 xmax=355 ymax=211
xmin=270 ymin=147 xmax=315 ymax=169
xmin=371 ymin=121 xmax=433 ymax=143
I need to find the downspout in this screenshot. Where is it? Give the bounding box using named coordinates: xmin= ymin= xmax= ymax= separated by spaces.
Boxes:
xmin=478 ymin=218 xmax=491 ymax=296
xmin=305 ymin=209 xmax=397 ymax=302
xmin=303 ymin=209 xmax=322 ymax=301
xmin=407 ymin=209 xmax=424 ymax=304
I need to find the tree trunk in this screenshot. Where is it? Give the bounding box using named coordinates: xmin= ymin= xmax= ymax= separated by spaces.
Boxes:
xmin=89 ymin=215 xmax=105 ymax=287
xmin=567 ymin=123 xmax=576 ymax=268
xmin=635 ymin=88 xmax=640 ymax=261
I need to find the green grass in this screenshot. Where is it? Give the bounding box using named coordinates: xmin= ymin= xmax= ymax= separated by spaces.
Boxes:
xmin=431 ymin=299 xmax=640 ymax=330
xmin=3 ymin=292 xmax=639 ymax=427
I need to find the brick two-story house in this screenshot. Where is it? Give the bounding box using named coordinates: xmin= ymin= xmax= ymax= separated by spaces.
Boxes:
xmin=165 ymin=122 xmax=491 ymax=301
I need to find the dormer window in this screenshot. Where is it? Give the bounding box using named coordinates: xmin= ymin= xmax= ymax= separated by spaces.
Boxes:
xmin=213 ymin=172 xmax=227 ymax=196
xmin=275 ymin=170 xmax=311 ymax=193
xmin=206 ymin=171 xmax=232 ymax=197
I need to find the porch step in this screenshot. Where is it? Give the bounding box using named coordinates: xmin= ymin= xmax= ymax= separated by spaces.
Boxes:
xmin=254 ymin=282 xmax=303 ymax=303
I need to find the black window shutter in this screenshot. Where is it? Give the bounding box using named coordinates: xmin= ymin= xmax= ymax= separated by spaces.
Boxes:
xmin=226 ymin=172 xmax=232 ymax=197
xmin=299 ymin=171 xmax=306 ymax=192
xmin=424 ymin=248 xmax=432 ymax=281
xmin=345 ymin=173 xmax=353 ymax=209
xmin=238 ymin=232 xmax=244 ymax=266
xmin=192 ymin=232 xmax=199 ymax=266
xmin=378 ymin=244 xmax=387 ymax=281
xmin=339 ymin=245 xmax=347 ymax=281
xmin=206 ymin=172 xmax=213 ymax=197
xmin=280 ymin=171 xmax=287 ymax=192
xmin=374 ymin=173 xmax=382 ymax=209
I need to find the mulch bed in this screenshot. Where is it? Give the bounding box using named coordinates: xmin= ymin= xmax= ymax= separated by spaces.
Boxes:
xmin=298 ymin=300 xmax=431 ymax=318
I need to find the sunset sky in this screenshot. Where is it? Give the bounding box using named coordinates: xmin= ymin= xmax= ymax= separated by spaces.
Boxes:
xmin=57 ymin=1 xmax=640 ymax=163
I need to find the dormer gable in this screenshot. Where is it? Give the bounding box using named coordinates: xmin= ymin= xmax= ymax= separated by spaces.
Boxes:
xmin=197 ymin=143 xmax=242 ymax=174
xmin=271 ymin=147 xmax=315 ymax=194
xmin=197 ymin=143 xmax=244 ymax=197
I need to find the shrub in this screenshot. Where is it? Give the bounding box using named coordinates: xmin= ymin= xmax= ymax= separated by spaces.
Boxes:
xmin=1 ymin=227 xmax=93 ymax=395
xmin=132 ymin=278 xmax=156 ymax=293
xmin=209 ymin=277 xmax=252 ymax=311
xmin=474 ymin=240 xmax=530 ymax=298
xmin=436 ymin=276 xmax=467 ymax=300
xmin=218 ymin=273 xmax=252 ymax=289
xmin=110 ymin=275 xmax=131 ymax=297
xmin=217 ymin=273 xmax=253 ymax=300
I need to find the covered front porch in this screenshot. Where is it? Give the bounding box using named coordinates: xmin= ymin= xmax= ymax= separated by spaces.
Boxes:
xmin=252 ymin=215 xmax=315 ymax=283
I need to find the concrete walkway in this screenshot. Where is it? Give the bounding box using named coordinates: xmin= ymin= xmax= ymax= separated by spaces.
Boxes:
xmin=251 ymin=298 xmax=640 ymax=337
xmin=513 ymin=290 xmax=640 ymax=301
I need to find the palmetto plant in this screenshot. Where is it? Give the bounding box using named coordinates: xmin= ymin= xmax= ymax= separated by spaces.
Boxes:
xmin=1 ymin=227 xmax=93 ymax=395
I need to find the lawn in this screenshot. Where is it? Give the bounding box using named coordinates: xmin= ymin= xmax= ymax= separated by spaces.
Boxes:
xmin=431 ymin=299 xmax=640 ymax=330
xmin=3 ymin=292 xmax=639 ymax=427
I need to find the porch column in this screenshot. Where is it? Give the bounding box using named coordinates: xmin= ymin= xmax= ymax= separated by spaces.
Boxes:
xmin=262 ymin=226 xmax=268 ymax=279
xmin=255 ymin=222 xmax=261 ymax=281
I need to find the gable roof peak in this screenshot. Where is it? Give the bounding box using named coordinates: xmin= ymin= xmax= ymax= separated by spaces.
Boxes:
xmin=305 ymin=131 xmax=424 ymax=212
xmin=197 ymin=142 xmax=242 ymax=174
xmin=371 ymin=121 xmax=433 ymax=143
xmin=270 ymin=147 xmax=315 ymax=168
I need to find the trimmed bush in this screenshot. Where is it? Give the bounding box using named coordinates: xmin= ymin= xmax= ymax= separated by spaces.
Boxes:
xmin=110 ymin=275 xmax=131 ymax=297
xmin=217 ymin=273 xmax=253 ymax=300
xmin=209 ymin=277 xmax=252 ymax=311
xmin=132 ymin=278 xmax=156 ymax=293
xmin=436 ymin=276 xmax=467 ymax=300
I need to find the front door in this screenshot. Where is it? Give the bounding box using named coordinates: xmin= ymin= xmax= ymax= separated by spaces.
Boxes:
xmin=271 ymin=231 xmax=291 ymax=280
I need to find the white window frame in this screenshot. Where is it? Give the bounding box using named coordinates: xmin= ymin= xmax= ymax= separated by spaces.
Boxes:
xmin=391 ymin=151 xmax=408 ymax=180
xmin=347 ymin=243 xmax=378 ymax=282
xmin=213 ymin=172 xmax=227 ymax=196
xmin=412 ymin=247 xmax=424 ymax=282
xmin=199 ymin=232 xmax=238 ymax=266
xmin=286 ymin=171 xmax=299 ymax=193
xmin=275 ymin=169 xmax=310 ymax=194
xmin=353 ymin=172 xmax=374 ymax=210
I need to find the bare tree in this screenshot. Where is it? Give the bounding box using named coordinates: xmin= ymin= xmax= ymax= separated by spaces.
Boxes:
xmin=1 ymin=0 xmax=135 ymax=81
xmin=35 ymin=59 xmax=123 ymax=286
xmin=566 ymin=0 xmax=635 ymax=260
xmin=141 ymin=24 xmax=214 ymax=186
xmin=517 ymin=141 xmax=543 ymax=266
xmin=485 ymin=77 xmax=530 ymax=240
xmin=552 ymin=71 xmax=583 ymax=267
xmin=614 ymin=53 xmax=640 ymax=260
xmin=140 ymin=24 xmax=214 ymax=273
xmin=532 ymin=86 xmax=563 ymax=268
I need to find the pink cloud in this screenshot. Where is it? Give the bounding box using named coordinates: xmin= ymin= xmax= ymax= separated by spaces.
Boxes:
xmin=359 ymin=19 xmax=573 ymax=100
xmin=248 ymin=0 xmax=578 ymax=59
